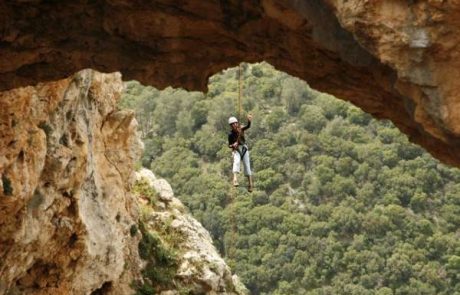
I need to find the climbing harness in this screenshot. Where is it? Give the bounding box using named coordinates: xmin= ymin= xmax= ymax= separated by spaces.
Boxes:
xmin=236 ymin=145 xmax=248 ymax=160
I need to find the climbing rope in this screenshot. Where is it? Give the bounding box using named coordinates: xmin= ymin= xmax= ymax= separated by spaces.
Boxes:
xmin=227 ymin=185 xmax=238 ymax=260
xmin=238 ymin=63 xmax=243 ymax=122
xmin=226 ymin=63 xmax=244 ymax=261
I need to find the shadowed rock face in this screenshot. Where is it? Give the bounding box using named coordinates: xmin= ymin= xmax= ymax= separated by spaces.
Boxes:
xmin=2 ymin=0 xmax=460 ymax=166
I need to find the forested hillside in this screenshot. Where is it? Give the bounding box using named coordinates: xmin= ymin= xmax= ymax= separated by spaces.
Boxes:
xmin=120 ymin=63 xmax=460 ymax=294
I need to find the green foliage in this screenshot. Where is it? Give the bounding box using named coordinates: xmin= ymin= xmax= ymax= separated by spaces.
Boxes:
xmin=136 ymin=221 xmax=179 ymax=293
xmin=134 ymin=282 xmax=155 ymax=295
xmin=281 ymin=78 xmax=308 ymax=115
xmin=265 ymin=107 xmax=286 ymax=132
xmin=347 ymin=106 xmax=372 ymax=125
xmin=300 ymin=105 xmax=327 ymax=133
xmin=130 ymin=224 xmax=138 ymax=237
xmin=2 ymin=174 xmax=13 ymax=196
xmin=133 ymin=179 xmax=158 ymax=206
xmin=121 ymin=62 xmax=460 ymax=295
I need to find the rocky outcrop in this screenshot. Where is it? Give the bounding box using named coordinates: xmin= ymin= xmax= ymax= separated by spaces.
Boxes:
xmin=323 ymin=0 xmax=460 ymax=167
xmin=2 ymin=1 xmax=460 ymax=167
xmin=0 ymin=69 xmax=143 ymax=294
xmin=0 ymin=69 xmax=244 ymax=295
xmin=134 ymin=169 xmax=247 ymax=295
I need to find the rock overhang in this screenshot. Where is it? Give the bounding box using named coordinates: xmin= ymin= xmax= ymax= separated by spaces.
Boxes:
xmin=2 ymin=0 xmax=460 ymax=167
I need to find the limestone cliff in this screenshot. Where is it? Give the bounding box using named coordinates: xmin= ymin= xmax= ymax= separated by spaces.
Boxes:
xmin=134 ymin=168 xmax=247 ymax=295
xmin=0 ymin=69 xmax=143 ymax=294
xmin=0 ymin=70 xmax=244 ymax=294
xmin=2 ymin=0 xmax=460 ymax=167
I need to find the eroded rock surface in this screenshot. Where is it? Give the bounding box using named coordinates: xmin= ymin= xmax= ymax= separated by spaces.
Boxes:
xmin=0 ymin=70 xmax=143 ymax=294
xmin=2 ymin=0 xmax=460 ymax=166
xmin=135 ymin=168 xmax=248 ymax=295
xmin=0 ymin=69 xmax=245 ymax=295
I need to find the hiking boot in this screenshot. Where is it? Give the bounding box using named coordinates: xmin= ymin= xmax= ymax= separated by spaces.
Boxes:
xmin=247 ymin=176 xmax=254 ymax=192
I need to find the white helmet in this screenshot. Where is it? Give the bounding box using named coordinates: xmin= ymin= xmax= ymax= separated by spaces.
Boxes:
xmin=228 ymin=116 xmax=238 ymax=125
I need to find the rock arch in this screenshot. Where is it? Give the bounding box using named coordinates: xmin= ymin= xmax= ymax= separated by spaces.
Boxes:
xmin=2 ymin=0 xmax=460 ymax=166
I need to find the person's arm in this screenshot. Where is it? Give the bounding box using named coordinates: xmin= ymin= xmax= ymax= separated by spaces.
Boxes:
xmin=242 ymin=114 xmax=253 ymax=131
xmin=228 ymin=133 xmax=238 ymax=149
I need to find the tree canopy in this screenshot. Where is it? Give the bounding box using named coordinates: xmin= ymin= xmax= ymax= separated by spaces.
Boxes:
xmin=121 ymin=62 xmax=460 ymax=295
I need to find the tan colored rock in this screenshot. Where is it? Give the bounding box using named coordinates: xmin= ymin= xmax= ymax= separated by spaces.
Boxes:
xmin=0 ymin=70 xmax=143 ymax=294
xmin=327 ymin=0 xmax=460 ymax=142
xmin=152 ymin=179 xmax=174 ymax=202
xmin=136 ymin=168 xmax=174 ymax=202
xmin=0 ymin=71 xmax=246 ymax=295
xmin=3 ymin=1 xmax=460 ymax=167
xmin=136 ymin=168 xmax=248 ymax=295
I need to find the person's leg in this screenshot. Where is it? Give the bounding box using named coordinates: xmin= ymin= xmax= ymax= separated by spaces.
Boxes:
xmin=243 ymin=150 xmax=253 ymax=192
xmin=232 ymin=150 xmax=240 ymax=186
xmin=242 ymin=150 xmax=252 ymax=176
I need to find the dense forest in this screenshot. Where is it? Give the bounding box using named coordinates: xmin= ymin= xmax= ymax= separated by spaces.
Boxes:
xmin=120 ymin=63 xmax=460 ymax=294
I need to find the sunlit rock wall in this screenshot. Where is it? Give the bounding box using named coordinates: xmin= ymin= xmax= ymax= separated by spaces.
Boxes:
xmin=0 ymin=70 xmax=143 ymax=294
xmin=0 ymin=69 xmax=246 ymax=295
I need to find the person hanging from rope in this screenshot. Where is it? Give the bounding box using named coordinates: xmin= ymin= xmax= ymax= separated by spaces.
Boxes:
xmin=228 ymin=114 xmax=254 ymax=192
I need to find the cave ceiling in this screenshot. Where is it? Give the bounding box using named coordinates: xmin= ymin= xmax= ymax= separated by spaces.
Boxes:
xmin=2 ymin=0 xmax=460 ymax=166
